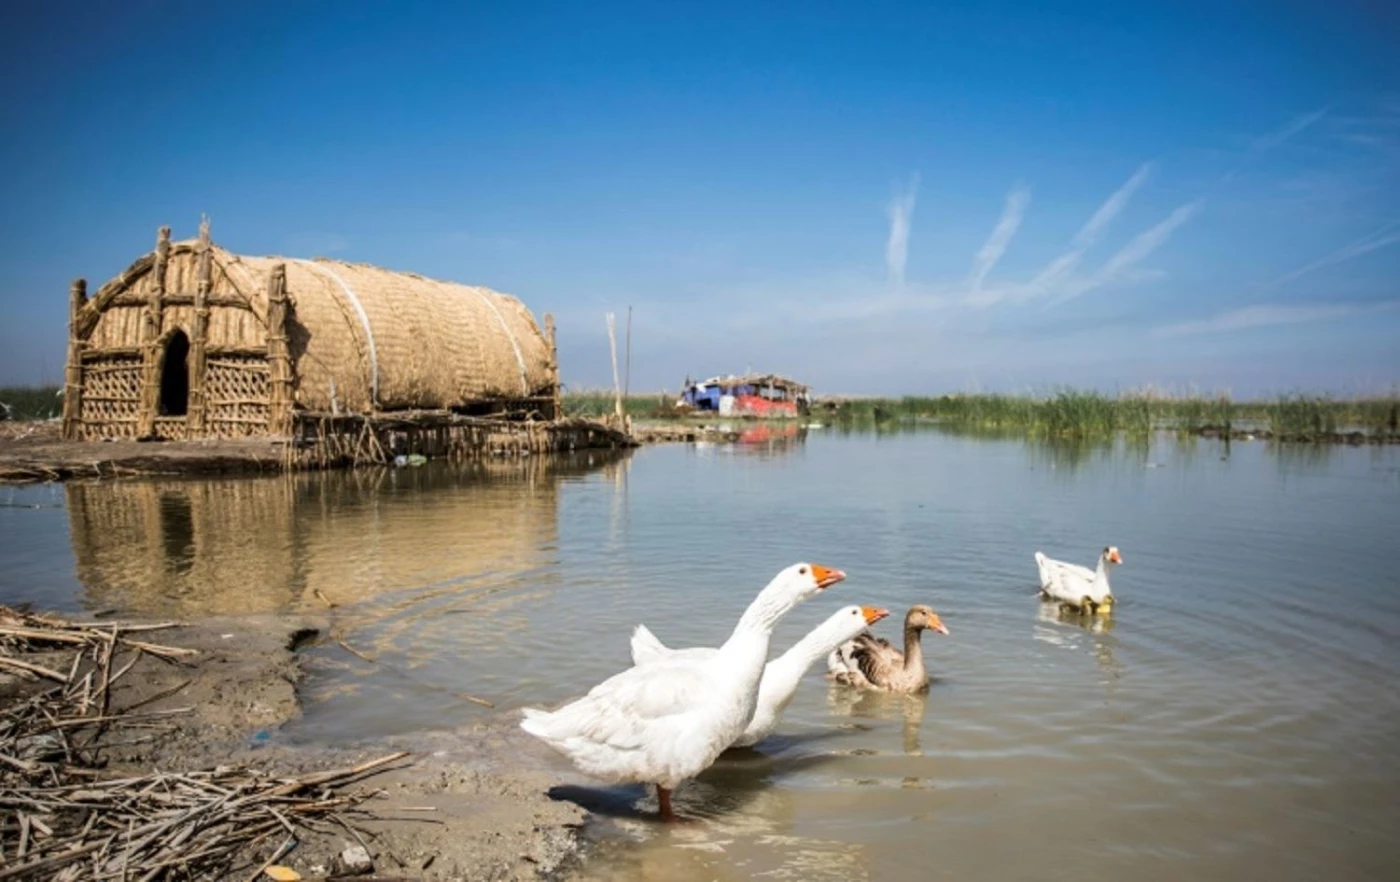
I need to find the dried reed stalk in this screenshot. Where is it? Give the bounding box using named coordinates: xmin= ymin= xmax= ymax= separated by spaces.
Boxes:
xmin=0 ymin=605 xmax=411 ymax=880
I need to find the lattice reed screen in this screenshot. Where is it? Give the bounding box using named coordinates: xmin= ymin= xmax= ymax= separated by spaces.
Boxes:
xmin=153 ymin=417 xmax=187 ymax=441
xmin=205 ymin=355 xmax=270 ymax=437
xmin=79 ymin=355 xmax=143 ymax=439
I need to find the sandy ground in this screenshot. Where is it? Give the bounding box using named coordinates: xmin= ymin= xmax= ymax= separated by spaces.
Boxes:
xmin=2 ymin=611 xmax=591 ymax=881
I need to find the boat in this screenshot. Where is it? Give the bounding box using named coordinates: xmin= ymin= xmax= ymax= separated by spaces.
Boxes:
xmin=677 ymin=374 xmax=811 ymax=418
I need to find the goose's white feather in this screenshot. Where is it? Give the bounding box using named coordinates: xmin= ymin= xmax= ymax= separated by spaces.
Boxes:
xmin=520 ymin=563 xmax=840 ymax=789
xmin=1035 ymin=547 xmax=1119 ymax=611
xmin=631 ymin=605 xmax=878 ymax=747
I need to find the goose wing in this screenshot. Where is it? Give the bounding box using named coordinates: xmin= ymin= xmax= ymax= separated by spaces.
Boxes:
xmin=523 ymin=658 xmax=713 ymax=750
xmin=850 ymin=632 xmax=903 ymax=688
xmin=1037 ymin=551 xmax=1093 ymax=587
xmin=630 ymin=624 xmax=719 ymax=667
xmin=630 ymin=624 xmax=670 ymax=665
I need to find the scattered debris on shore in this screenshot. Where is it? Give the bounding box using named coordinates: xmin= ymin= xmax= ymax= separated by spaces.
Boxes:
xmin=0 ymin=606 xmax=402 ymax=880
xmin=0 ymin=605 xmax=588 ymax=880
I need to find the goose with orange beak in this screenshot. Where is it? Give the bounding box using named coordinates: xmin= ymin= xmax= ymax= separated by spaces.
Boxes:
xmin=827 ymin=604 xmax=949 ymax=693
xmin=1035 ymin=546 xmax=1122 ymax=614
xmin=632 ymin=604 xmax=888 ymax=747
xmin=521 ymin=562 xmax=845 ymax=820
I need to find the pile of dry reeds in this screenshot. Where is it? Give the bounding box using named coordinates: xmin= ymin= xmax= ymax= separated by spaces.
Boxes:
xmin=0 ymin=606 xmax=408 ymax=880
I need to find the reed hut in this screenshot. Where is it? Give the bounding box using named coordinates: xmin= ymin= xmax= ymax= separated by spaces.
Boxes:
xmin=61 ymin=221 xmax=576 ymax=458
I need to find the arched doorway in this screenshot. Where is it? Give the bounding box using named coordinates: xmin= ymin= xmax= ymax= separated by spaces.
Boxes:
xmin=159 ymin=331 xmax=191 ymax=416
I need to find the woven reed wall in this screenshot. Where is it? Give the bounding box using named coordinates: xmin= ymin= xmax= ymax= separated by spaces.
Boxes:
xmin=78 ymin=354 xmax=143 ymax=439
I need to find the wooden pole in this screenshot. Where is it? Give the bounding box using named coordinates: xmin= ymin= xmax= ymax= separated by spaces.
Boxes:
xmin=544 ymin=313 xmax=561 ymax=421
xmin=606 ymin=312 xmax=623 ymax=426
xmin=137 ymin=226 xmax=171 ymax=438
xmin=61 ymin=279 xmax=88 ymax=439
xmin=187 ymin=217 xmax=212 ymax=434
xmin=265 ymin=263 xmax=294 ymax=436
xmin=624 ymin=305 xmax=632 ymax=401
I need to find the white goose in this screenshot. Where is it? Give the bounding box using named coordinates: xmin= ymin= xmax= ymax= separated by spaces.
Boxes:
xmin=1035 ymin=546 xmax=1122 ymax=614
xmin=629 ymin=604 xmax=890 ymax=748
xmin=519 ymin=562 xmax=846 ymax=820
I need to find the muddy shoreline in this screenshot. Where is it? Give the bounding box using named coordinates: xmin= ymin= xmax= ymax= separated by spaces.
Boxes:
xmin=1 ymin=608 xmax=593 ymax=880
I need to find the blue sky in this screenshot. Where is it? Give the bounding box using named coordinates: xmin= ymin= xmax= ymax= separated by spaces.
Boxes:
xmin=2 ymin=1 xmax=1397 ymax=396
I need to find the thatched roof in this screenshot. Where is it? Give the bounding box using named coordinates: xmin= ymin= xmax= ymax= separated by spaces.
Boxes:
xmin=85 ymin=239 xmax=555 ymax=414
xmin=216 ymin=247 xmax=553 ymax=413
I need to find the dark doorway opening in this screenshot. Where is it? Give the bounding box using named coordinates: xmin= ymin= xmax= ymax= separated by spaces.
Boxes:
xmin=159 ymin=331 xmax=190 ymax=416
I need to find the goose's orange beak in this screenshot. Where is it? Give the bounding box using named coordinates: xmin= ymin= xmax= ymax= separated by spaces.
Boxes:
xmin=929 ymin=615 xmax=950 ymax=636
xmin=811 ymin=564 xmax=846 ymax=589
xmin=861 ymin=606 xmax=889 ymax=624
xmin=1108 ymin=549 xmax=1123 ymax=564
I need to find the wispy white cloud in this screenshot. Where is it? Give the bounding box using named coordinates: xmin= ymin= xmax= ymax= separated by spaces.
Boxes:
xmin=1040 ymin=200 xmax=1199 ymax=307
xmin=1269 ymin=221 xmax=1400 ymax=286
xmin=969 ymin=185 xmax=1030 ymax=292
xmin=1024 ymin=163 xmax=1155 ymax=297
xmin=886 ymin=174 xmax=920 ymax=288
xmin=1090 ymin=202 xmax=1199 ymax=287
xmin=1223 ymin=107 xmax=1331 ymax=182
xmin=1251 ymin=107 xmax=1330 ymax=151
xmin=1073 ymin=163 xmax=1154 ymax=248
xmin=1153 ymin=300 xmax=1400 ymax=338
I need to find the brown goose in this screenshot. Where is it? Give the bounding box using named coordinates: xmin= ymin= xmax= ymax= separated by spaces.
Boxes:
xmin=826 ymin=604 xmax=948 ymax=693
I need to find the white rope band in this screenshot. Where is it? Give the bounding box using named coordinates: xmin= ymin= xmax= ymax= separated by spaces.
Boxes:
xmin=470 ymin=288 xmax=529 ymax=395
xmin=294 ymin=260 xmax=380 ymax=408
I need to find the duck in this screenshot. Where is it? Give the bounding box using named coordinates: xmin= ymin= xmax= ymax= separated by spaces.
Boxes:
xmin=1035 ymin=546 xmax=1121 ymax=614
xmin=629 ymin=604 xmax=890 ymax=748
xmin=826 ymin=604 xmax=948 ymax=693
xmin=519 ymin=562 xmax=846 ymax=820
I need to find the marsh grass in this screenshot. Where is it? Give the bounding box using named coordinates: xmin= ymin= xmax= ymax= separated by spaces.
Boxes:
xmin=817 ymin=390 xmax=1397 ymax=441
xmin=0 ymin=385 xmax=62 ymax=421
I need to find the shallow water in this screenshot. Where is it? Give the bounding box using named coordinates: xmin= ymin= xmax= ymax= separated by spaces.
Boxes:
xmin=2 ymin=429 xmax=1398 ymax=880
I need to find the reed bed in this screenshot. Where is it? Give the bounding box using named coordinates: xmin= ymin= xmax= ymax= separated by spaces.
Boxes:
xmin=817 ymin=391 xmax=1400 ymax=442
xmin=0 ymin=606 xmax=407 ymax=880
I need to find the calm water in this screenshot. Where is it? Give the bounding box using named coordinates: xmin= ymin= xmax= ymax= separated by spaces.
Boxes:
xmin=2 ymin=429 xmax=1399 ymax=880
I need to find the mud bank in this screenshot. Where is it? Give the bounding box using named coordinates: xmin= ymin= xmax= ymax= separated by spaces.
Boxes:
xmin=1 ymin=609 xmax=590 ymax=880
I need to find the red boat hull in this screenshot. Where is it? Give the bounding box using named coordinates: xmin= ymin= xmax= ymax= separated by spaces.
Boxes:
xmin=732 ymin=395 xmax=799 ymax=418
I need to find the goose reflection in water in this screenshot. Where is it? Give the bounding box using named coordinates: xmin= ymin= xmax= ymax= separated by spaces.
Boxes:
xmin=1033 ymin=601 xmax=1123 ymax=680
xmin=547 ymin=740 xmax=845 ymax=825
xmin=553 ymin=751 xmax=869 ymax=882
xmin=824 ymin=686 xmax=931 ymax=756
